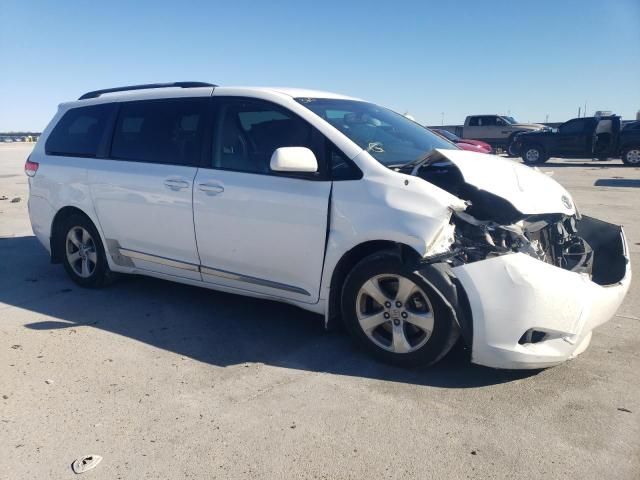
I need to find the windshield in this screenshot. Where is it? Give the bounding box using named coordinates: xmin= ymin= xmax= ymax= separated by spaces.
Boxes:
xmin=504 ymin=116 xmax=518 ymax=124
xmin=295 ymin=98 xmax=455 ymax=166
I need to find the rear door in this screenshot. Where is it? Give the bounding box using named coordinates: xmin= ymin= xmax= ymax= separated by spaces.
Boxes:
xmin=192 ymin=97 xmax=331 ymax=302
xmin=463 ymin=116 xmax=482 ymax=140
xmin=465 ymin=116 xmax=497 ymax=142
xmin=87 ymin=97 xmax=208 ymax=279
xmin=556 ymin=118 xmax=593 ymax=156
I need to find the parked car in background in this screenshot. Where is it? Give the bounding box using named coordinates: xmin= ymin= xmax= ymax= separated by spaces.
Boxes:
xmin=431 ymin=128 xmax=492 ymax=154
xmin=26 ymin=82 xmax=631 ymax=370
xmin=435 ymin=115 xmax=546 ymax=153
xmin=513 ymin=116 xmax=640 ymax=165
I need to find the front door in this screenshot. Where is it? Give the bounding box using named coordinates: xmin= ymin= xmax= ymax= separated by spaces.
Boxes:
xmin=88 ymin=97 xmax=209 ymax=280
xmin=193 ymin=97 xmax=331 ymax=302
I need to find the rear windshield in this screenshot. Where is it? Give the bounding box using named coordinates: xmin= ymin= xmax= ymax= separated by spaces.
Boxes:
xmin=46 ymin=104 xmax=114 ymax=157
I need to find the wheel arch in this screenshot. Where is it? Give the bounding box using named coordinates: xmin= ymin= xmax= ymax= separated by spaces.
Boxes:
xmin=50 ymin=206 xmax=97 ymax=263
xmin=620 ymin=141 xmax=640 ymax=153
xmin=508 ymin=130 xmax=526 ymax=143
xmin=325 ymin=240 xmax=421 ymax=330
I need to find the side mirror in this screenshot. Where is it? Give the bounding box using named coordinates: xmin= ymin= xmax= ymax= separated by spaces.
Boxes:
xmin=270 ymin=147 xmax=318 ymax=173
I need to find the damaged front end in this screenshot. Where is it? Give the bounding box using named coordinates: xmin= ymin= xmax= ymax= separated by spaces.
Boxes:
xmin=417 ymin=151 xmax=594 ymax=275
xmin=445 ymin=211 xmax=593 ymax=275
xmin=411 ymin=150 xmax=631 ymax=369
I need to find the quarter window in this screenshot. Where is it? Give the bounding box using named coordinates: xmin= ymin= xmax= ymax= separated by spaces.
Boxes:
xmin=330 ymin=148 xmax=362 ymax=180
xmin=45 ymin=104 xmax=114 ymax=157
xmin=110 ymin=98 xmax=207 ymax=166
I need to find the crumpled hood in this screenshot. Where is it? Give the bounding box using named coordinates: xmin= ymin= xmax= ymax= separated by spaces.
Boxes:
xmin=435 ymin=149 xmax=576 ymax=216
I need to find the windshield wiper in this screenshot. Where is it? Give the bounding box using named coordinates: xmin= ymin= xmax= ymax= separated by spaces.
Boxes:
xmin=390 ymin=150 xmax=438 ymax=173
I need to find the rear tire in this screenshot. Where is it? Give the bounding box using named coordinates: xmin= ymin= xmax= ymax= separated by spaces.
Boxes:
xmin=521 ymin=145 xmax=548 ymax=165
xmin=341 ymin=252 xmax=459 ymax=367
xmin=59 ymin=214 xmax=111 ymax=288
xmin=621 ymin=147 xmax=640 ymax=166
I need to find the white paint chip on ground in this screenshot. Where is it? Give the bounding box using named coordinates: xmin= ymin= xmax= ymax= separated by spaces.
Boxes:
xmin=71 ymin=455 xmax=103 ymax=474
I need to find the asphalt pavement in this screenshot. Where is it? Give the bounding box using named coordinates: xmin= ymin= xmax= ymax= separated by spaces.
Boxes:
xmin=1 ymin=143 xmax=639 ymax=479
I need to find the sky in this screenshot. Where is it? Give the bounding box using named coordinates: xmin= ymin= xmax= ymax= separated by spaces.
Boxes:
xmin=1 ymin=0 xmax=639 ymax=131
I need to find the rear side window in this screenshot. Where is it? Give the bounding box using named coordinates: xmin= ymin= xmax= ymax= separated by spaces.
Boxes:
xmin=111 ymin=98 xmax=207 ymax=166
xmin=46 ymin=104 xmax=113 ymax=157
xmin=468 ymin=117 xmax=480 ymax=126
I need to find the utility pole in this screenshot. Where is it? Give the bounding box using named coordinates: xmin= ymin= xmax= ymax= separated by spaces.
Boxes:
xmin=441 ymin=112 xmax=444 ymax=126
xmin=584 ymin=101 xmax=587 ymax=117
xmin=545 ymin=114 xmax=549 ymax=123
xmin=578 ymin=107 xmax=581 ymax=118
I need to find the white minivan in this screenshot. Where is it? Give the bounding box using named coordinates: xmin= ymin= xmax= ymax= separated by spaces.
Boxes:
xmin=27 ymin=82 xmax=631 ymax=369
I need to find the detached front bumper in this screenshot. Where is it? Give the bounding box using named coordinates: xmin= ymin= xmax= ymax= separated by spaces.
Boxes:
xmin=452 ymin=216 xmax=631 ymax=369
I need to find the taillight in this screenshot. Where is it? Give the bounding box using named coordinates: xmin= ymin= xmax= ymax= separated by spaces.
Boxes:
xmin=25 ymin=157 xmax=39 ymax=177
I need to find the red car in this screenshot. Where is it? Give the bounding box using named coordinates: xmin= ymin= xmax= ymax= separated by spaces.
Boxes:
xmin=432 ymin=128 xmax=492 ymax=154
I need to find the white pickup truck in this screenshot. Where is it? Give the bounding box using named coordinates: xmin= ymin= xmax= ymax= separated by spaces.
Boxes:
xmin=437 ymin=115 xmax=547 ymax=154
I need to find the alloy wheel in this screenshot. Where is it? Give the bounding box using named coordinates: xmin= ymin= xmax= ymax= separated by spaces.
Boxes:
xmin=626 ymin=149 xmax=640 ymax=164
xmin=65 ymin=226 xmax=98 ymax=278
xmin=525 ymin=148 xmax=540 ymax=163
xmin=356 ymin=274 xmax=434 ymax=354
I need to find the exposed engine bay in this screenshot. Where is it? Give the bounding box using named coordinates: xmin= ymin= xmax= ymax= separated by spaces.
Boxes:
xmin=416 ymin=160 xmax=594 ymax=276
xmin=448 ymin=210 xmax=593 ymax=274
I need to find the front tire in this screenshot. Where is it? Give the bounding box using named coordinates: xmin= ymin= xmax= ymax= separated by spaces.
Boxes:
xmin=59 ymin=214 xmax=111 ymax=288
xmin=521 ymin=145 xmax=548 ymax=165
xmin=341 ymin=252 xmax=459 ymax=367
xmin=507 ymin=142 xmax=520 ymax=157
xmin=621 ymin=147 xmax=640 ymax=166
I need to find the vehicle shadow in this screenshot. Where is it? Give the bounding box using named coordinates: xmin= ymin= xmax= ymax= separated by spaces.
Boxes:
xmin=1 ymin=236 xmax=539 ymax=388
xmin=594 ymin=179 xmax=640 ymax=188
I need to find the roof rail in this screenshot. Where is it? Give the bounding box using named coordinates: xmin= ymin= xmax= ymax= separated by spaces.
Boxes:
xmin=78 ymin=82 xmax=217 ymax=100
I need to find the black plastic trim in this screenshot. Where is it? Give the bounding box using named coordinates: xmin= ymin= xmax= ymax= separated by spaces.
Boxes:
xmin=415 ymin=262 xmax=473 ymax=346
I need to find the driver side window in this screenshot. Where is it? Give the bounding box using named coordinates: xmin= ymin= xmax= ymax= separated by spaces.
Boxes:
xmin=560 ymin=119 xmax=587 ymax=135
xmin=212 ymin=99 xmax=320 ymax=175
